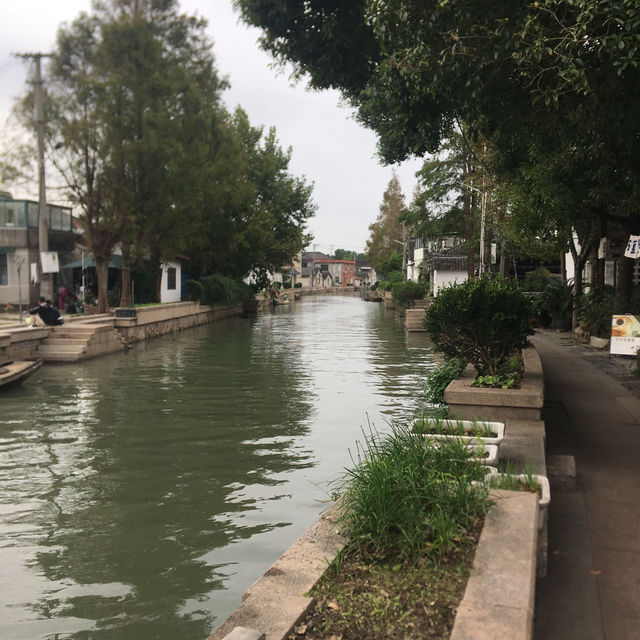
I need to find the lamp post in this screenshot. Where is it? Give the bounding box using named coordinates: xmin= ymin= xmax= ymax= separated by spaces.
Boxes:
xmin=460 ymin=181 xmax=488 ymax=275
xmin=388 ymin=237 xmax=408 ymax=280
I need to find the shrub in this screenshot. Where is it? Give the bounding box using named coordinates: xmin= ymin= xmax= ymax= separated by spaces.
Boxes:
xmin=521 ymin=267 xmax=555 ymax=292
xmin=338 ymin=423 xmax=489 ymax=561
xmin=425 ymin=359 xmax=467 ymax=406
xmin=424 ymin=277 xmax=534 ymax=376
xmin=578 ymin=286 xmax=614 ymax=338
xmin=294 ymin=282 xmax=303 ymax=288
xmin=282 ymin=281 xmax=292 ymax=289
xmin=540 ymin=278 xmax=573 ymax=329
xmin=391 ymin=280 xmax=426 ymax=307
xmin=185 ymin=279 xmax=203 ymax=301
xmin=201 ymin=274 xmax=254 ymax=306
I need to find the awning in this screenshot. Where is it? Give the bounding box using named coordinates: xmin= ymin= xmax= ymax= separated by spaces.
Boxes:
xmin=62 ymin=254 xmax=122 ymax=270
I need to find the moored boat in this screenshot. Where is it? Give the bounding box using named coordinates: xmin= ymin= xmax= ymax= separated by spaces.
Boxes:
xmin=0 ymin=359 xmax=43 ymax=389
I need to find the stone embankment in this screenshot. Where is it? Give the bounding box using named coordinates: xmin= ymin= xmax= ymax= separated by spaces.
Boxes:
xmin=0 ymin=301 xmax=243 ymax=363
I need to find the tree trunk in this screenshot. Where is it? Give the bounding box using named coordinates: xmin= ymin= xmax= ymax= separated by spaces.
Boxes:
xmin=614 ymin=213 xmax=640 ymax=313
xmin=614 ymin=256 xmax=634 ymax=313
xmin=119 ymin=242 xmax=132 ymax=307
xmin=95 ymin=257 xmax=110 ymax=314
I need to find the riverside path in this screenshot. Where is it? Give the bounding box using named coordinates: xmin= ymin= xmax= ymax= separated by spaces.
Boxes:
xmin=532 ymin=330 xmax=640 ymax=640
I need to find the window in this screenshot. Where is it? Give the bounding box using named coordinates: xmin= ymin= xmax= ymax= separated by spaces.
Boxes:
xmin=6 ymin=208 xmax=15 ymax=226
xmin=167 ymin=267 xmax=176 ymax=290
xmin=0 ymin=254 xmax=7 ymax=286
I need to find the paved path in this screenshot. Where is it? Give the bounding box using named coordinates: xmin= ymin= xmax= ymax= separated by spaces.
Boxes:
xmin=532 ymin=330 xmax=640 ymax=640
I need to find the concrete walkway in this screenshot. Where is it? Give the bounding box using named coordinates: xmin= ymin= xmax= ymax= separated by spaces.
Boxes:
xmin=532 ymin=330 xmax=640 ymax=640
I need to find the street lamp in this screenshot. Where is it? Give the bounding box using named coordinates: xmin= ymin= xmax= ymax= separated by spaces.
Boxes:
xmin=460 ymin=181 xmax=488 ymax=275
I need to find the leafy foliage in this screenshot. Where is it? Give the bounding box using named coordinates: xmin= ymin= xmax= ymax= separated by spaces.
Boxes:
xmin=425 ymin=277 xmax=534 ymax=376
xmin=540 ymin=278 xmax=574 ymax=330
xmin=424 ymin=359 xmax=467 ymax=406
xmin=185 ymin=279 xmax=203 ymax=302
xmin=200 ymin=274 xmax=255 ymax=306
xmin=391 ymin=280 xmax=426 ymax=307
xmin=578 ymin=287 xmax=615 ymax=338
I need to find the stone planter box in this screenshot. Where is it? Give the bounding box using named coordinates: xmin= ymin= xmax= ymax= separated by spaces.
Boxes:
xmin=444 ymin=347 xmax=544 ymax=422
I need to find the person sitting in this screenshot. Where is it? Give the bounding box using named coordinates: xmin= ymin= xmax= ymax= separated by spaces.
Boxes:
xmin=29 ymin=297 xmax=64 ymax=326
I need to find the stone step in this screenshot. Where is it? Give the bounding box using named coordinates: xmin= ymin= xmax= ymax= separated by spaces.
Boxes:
xmin=43 ymin=338 xmax=88 ymax=347
xmin=405 ymin=308 xmax=427 ymax=332
xmin=36 ymin=344 xmax=86 ymax=355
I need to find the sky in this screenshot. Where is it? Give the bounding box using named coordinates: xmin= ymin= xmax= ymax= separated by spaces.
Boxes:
xmin=0 ymin=0 xmax=425 ymax=255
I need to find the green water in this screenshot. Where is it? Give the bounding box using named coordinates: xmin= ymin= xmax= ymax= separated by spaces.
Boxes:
xmin=0 ymin=296 xmax=437 ymax=639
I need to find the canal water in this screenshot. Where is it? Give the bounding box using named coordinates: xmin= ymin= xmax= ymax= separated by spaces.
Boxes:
xmin=0 ymin=295 xmax=437 ymax=640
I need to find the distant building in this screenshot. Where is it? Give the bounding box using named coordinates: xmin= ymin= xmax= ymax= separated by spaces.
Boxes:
xmin=300 ymin=252 xmax=356 ymax=287
xmin=424 ymin=243 xmax=468 ymax=295
xmin=0 ymin=193 xmax=75 ymax=307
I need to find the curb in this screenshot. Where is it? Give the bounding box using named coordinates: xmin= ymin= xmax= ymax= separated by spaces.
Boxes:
xmin=450 ymin=489 xmax=539 ymax=640
xmin=208 ymin=502 xmax=344 ymax=640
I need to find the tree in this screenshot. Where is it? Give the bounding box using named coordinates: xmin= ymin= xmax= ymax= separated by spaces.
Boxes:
xmin=45 ymin=0 xmax=228 ymax=310
xmin=366 ymin=172 xmax=405 ymax=273
xmin=190 ymin=108 xmax=315 ymax=282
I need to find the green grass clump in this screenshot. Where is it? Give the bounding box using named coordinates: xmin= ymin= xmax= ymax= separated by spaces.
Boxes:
xmin=489 ymin=461 xmax=541 ymax=493
xmin=338 ymin=423 xmax=489 ymax=561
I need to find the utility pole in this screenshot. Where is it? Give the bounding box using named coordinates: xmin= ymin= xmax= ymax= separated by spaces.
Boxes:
xmin=15 ymin=52 xmax=54 ymax=301
xmin=401 ymin=222 xmax=408 ymax=280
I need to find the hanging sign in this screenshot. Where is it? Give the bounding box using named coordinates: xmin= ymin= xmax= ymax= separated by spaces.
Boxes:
xmin=624 ymin=235 xmax=640 ymax=259
xmin=40 ymin=251 xmax=59 ymax=273
xmin=611 ymin=315 xmax=640 ymax=355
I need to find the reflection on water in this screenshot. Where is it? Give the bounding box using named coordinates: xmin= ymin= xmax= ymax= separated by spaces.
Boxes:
xmin=0 ymin=296 xmax=436 ymax=639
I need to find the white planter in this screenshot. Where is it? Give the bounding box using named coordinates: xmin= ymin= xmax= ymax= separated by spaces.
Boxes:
xmin=468 ymin=444 xmax=499 ymax=466
xmin=416 ymin=419 xmax=505 ymax=453
xmin=486 ymin=473 xmax=550 ymax=530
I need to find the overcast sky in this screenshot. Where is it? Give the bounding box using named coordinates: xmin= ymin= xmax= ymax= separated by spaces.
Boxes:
xmin=0 ymin=0 xmax=424 ymax=254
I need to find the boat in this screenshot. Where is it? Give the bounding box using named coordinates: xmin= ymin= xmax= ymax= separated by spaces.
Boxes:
xmin=272 ymin=293 xmax=290 ymax=306
xmin=0 ymin=359 xmax=43 ymax=389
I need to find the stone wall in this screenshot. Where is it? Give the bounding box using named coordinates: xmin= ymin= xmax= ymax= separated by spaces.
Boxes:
xmin=114 ymin=303 xmax=243 ymax=343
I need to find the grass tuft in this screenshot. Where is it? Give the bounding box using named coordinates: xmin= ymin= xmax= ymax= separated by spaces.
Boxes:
xmin=337 ymin=422 xmax=490 ymax=562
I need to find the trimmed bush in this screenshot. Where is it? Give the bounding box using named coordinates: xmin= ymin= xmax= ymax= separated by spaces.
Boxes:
xmin=391 ymin=280 xmax=426 ymax=307
xmin=294 ymin=282 xmax=303 ymax=288
xmin=185 ymin=279 xmax=203 ymax=302
xmin=424 ymin=276 xmax=534 ymax=376
xmin=200 ymin=274 xmax=254 ymax=306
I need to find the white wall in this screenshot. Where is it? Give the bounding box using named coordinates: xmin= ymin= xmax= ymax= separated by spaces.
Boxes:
xmin=433 ymin=269 xmax=467 ymax=296
xmin=160 ymin=260 xmax=181 ymax=303
xmin=0 ymin=249 xmax=30 ymax=306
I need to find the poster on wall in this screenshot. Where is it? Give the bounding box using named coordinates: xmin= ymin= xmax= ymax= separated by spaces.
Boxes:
xmin=611 ymin=315 xmax=640 ymax=355
xmin=40 ymin=252 xmax=59 ymax=273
